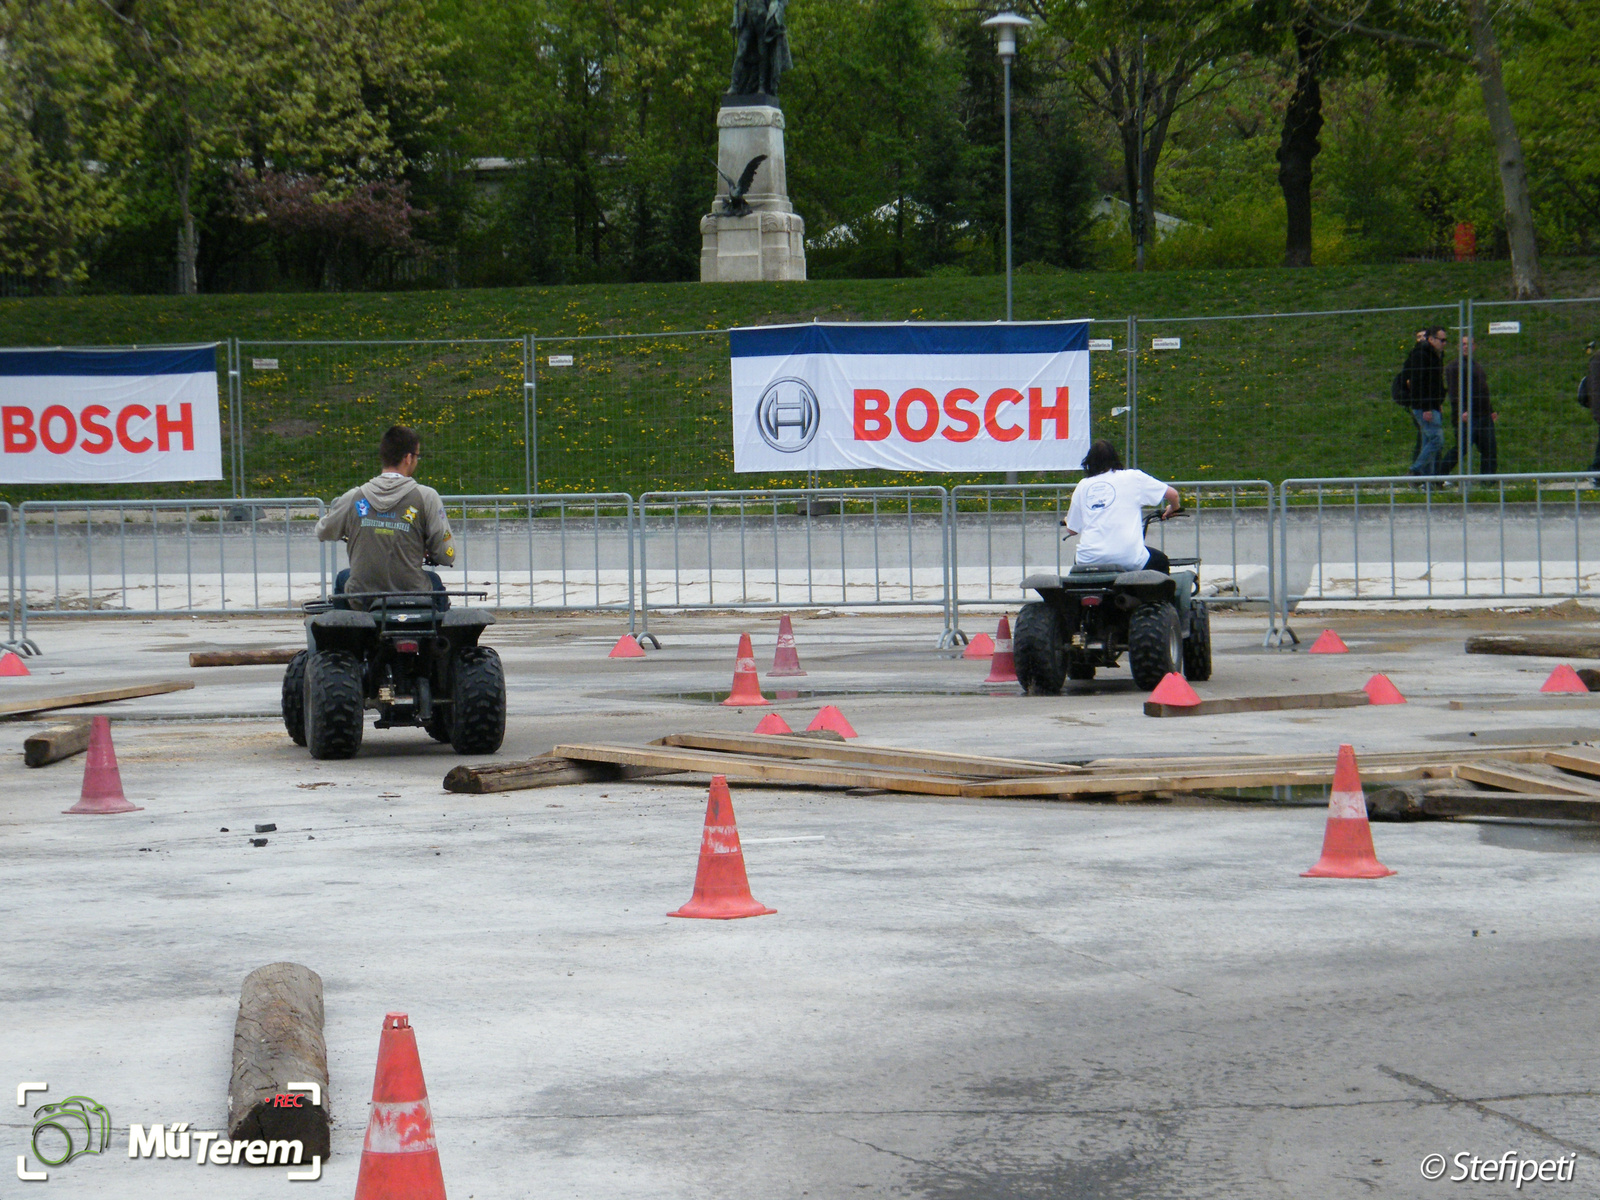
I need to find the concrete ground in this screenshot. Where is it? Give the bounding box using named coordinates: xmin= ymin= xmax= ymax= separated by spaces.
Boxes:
xmin=5 ymin=604 xmax=1600 ymax=1198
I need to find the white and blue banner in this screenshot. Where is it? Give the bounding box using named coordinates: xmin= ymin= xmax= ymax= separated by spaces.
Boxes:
xmin=0 ymin=345 xmax=222 ymax=484
xmin=730 ymin=321 xmax=1091 ymax=473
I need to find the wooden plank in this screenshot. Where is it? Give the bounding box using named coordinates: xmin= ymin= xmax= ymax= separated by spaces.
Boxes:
xmin=1455 ymin=762 xmax=1600 ymax=797
xmin=23 ymin=721 xmax=91 ymax=768
xmin=961 ymin=761 xmax=1455 ymax=799
xmin=1543 ymin=748 xmax=1600 ymax=779
xmin=551 ymin=742 xmax=978 ymax=796
xmin=444 ymin=756 xmax=675 ymax=794
xmin=1423 ymin=791 xmax=1600 ymax=822
xmin=227 ymin=963 xmax=331 ymax=1160
xmin=1144 ymin=691 xmax=1370 ymax=718
xmin=659 ymin=731 xmax=1072 ymax=776
xmin=190 ymin=648 xmax=301 ymax=668
xmin=1082 ymin=745 xmax=1562 ymax=771
xmin=0 ymin=680 xmax=195 ymax=719
xmin=1466 ymin=633 xmax=1600 ymax=659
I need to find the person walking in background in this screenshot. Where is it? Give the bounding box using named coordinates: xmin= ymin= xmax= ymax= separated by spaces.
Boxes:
xmin=1441 ymin=334 xmax=1497 ymax=475
xmin=1402 ymin=325 xmax=1448 ymax=476
xmin=1583 ymin=340 xmax=1600 ymax=478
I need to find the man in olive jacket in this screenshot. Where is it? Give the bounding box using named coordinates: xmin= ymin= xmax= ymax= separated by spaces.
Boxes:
xmin=1401 ymin=326 xmax=1449 ymax=476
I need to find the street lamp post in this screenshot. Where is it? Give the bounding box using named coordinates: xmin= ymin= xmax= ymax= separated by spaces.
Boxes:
xmin=982 ymin=11 xmax=1031 ymax=324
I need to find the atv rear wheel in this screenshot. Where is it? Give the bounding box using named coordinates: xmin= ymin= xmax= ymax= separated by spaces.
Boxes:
xmin=305 ymin=649 xmax=365 ymax=759
xmin=1183 ymin=600 xmax=1213 ymax=682
xmin=1013 ymin=601 xmax=1065 ymax=695
xmin=281 ymin=650 xmax=308 ymax=746
xmin=1128 ymin=602 xmax=1181 ymax=690
xmin=449 ymin=645 xmax=506 ymax=754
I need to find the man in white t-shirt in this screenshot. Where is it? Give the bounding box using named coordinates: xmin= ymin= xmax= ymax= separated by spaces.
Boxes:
xmin=1062 ymin=440 xmax=1181 ymax=573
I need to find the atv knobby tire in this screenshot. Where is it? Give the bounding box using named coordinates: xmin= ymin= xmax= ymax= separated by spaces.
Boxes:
xmin=1128 ymin=602 xmax=1181 ymax=691
xmin=1183 ymin=600 xmax=1213 ymax=682
xmin=1013 ymin=601 xmax=1065 ymax=695
xmin=449 ymin=645 xmax=506 ymax=755
xmin=305 ymin=649 xmax=365 ymax=759
xmin=281 ymin=650 xmax=308 ymax=746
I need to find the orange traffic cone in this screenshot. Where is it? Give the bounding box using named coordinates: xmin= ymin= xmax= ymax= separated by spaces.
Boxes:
xmin=806 ymin=705 xmax=858 ymax=738
xmin=721 ymin=633 xmax=769 ymax=706
xmin=982 ymin=616 xmax=1017 ymax=686
xmin=961 ymin=633 xmax=995 ymax=660
xmin=0 ymin=651 xmax=29 ymax=676
xmin=753 ymin=712 xmax=793 ymax=735
xmin=668 ymin=776 xmax=776 ymax=919
xmin=64 ymin=717 xmax=142 ymax=814
xmin=1541 ymin=664 xmax=1588 ymax=694
xmin=1363 ymin=673 xmax=1406 ymax=705
xmin=1308 ymin=629 xmax=1348 ymax=654
xmin=608 ymin=633 xmax=646 ymax=659
xmin=1148 ymin=672 xmax=1201 ymax=705
xmin=769 ymin=614 xmax=806 ymax=677
xmin=353 ymin=1012 xmax=447 ymax=1200
xmin=1302 ymin=745 xmax=1395 ymax=879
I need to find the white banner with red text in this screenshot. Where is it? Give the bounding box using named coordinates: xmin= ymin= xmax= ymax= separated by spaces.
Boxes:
xmin=730 ymin=321 xmax=1090 ymax=473
xmin=0 ymin=345 xmax=222 ymax=484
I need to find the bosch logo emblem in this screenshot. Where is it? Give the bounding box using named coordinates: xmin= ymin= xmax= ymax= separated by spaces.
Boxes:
xmin=755 ymin=377 xmax=820 ymax=453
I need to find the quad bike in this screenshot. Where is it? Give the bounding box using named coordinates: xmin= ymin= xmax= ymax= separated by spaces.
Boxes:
xmin=280 ymin=590 xmax=506 ymax=759
xmin=1013 ymin=510 xmax=1211 ymax=694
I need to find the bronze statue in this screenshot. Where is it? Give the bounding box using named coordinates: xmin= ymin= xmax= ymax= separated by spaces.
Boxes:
xmin=729 ymin=0 xmax=792 ymax=97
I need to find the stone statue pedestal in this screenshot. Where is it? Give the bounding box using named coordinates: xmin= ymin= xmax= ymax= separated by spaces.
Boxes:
xmin=700 ymin=101 xmax=806 ymax=283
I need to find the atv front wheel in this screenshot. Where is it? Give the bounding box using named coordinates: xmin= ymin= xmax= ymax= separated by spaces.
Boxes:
xmin=1183 ymin=600 xmax=1213 ymax=682
xmin=449 ymin=646 xmax=506 ymax=755
xmin=1013 ymin=601 xmax=1065 ymax=695
xmin=305 ymin=649 xmax=365 ymax=759
xmin=281 ymin=650 xmax=308 ymax=746
xmin=1128 ymin=602 xmax=1181 ymax=690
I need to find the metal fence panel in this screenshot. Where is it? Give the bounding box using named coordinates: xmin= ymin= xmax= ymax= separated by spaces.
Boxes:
xmin=1 ymin=502 xmax=37 ymax=653
xmin=17 ymin=498 xmax=327 ymax=620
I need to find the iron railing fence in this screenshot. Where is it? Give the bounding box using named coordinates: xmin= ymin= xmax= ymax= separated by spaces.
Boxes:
xmin=15 ymin=499 xmax=328 ymax=631
xmin=1276 ymin=472 xmax=1600 ymax=641
xmin=635 ymin=487 xmax=952 ymax=641
xmin=1 ymin=502 xmax=38 ymax=654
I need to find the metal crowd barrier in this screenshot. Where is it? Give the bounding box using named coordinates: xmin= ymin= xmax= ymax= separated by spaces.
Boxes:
xmin=635 ymin=487 xmax=952 ymax=641
xmin=948 ymin=480 xmax=1280 ymax=646
xmin=1277 ymin=472 xmax=1600 ymax=642
xmin=16 ymin=498 xmax=328 ymax=625
xmin=2 ymin=501 xmax=39 ymax=654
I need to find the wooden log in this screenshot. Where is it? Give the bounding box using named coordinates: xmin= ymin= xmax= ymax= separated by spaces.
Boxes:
xmin=1465 ymin=633 xmax=1600 ymax=659
xmin=227 ymin=963 xmax=330 ymax=1161
xmin=1423 ymin=790 xmax=1600 ymax=822
xmin=23 ymin=721 xmax=91 ymax=768
xmin=551 ymin=742 xmax=979 ymax=796
xmin=1144 ymin=691 xmax=1370 ymax=718
xmin=658 ymin=731 xmax=1072 ymax=776
xmin=0 ymin=680 xmax=195 ymax=719
xmin=1454 ymin=761 xmax=1600 ymax=797
xmin=444 ymin=756 xmax=675 ymax=794
xmin=190 ymin=648 xmax=301 ymax=668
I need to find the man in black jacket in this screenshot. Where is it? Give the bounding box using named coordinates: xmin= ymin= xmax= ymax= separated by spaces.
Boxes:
xmin=1402 ymin=326 xmax=1448 ymax=475
xmin=1441 ymin=335 xmax=1497 ymax=475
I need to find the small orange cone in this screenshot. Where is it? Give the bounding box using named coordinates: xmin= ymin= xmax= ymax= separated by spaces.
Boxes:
xmin=1541 ymin=664 xmax=1589 ymax=694
xmin=1302 ymin=745 xmax=1395 ymax=879
xmin=608 ymin=633 xmax=646 ymax=658
xmin=962 ymin=633 xmax=995 ymax=660
xmin=1148 ymin=672 xmax=1201 ymax=705
xmin=353 ymin=1012 xmax=447 ymax=1200
xmin=1363 ymin=674 xmax=1406 ymax=704
xmin=0 ymin=651 xmax=29 ymax=676
xmin=753 ymin=712 xmax=793 ymax=735
xmin=721 ymin=633 xmax=769 ymax=706
xmin=982 ymin=616 xmax=1018 ymax=686
xmin=1308 ymin=629 xmax=1348 ymax=654
xmin=669 ymin=776 xmax=776 ymax=919
xmin=64 ymin=716 xmax=142 ymax=814
xmin=769 ymin=614 xmax=806 ymax=677
xmin=806 ymin=705 xmax=858 ymax=738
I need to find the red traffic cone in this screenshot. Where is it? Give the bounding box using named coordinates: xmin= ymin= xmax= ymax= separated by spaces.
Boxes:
xmin=64 ymin=716 xmax=142 ymax=814
xmin=769 ymin=614 xmax=806 ymax=677
xmin=1308 ymin=629 xmax=1348 ymax=654
xmin=1149 ymin=672 xmax=1201 ymax=705
xmin=1302 ymin=745 xmax=1395 ymax=879
xmin=1363 ymin=673 xmax=1406 ymax=705
xmin=962 ymin=633 xmax=995 ymax=660
xmin=721 ymin=633 xmax=769 ymax=706
xmin=806 ymin=705 xmax=858 ymax=738
xmin=353 ymin=1012 xmax=447 ymax=1200
xmin=1541 ymin=664 xmax=1589 ymax=694
xmin=0 ymin=651 xmax=29 ymax=676
xmin=982 ymin=616 xmax=1018 ymax=686
xmin=608 ymin=633 xmax=646 ymax=659
xmin=753 ymin=712 xmax=793 ymax=735
xmin=668 ymin=776 xmax=776 ymax=920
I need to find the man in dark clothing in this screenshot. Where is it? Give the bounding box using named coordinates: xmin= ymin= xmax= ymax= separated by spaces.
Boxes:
xmin=1585 ymin=341 xmax=1600 ymax=477
xmin=1440 ymin=335 xmax=1498 ymax=475
xmin=1401 ymin=326 xmax=1448 ymax=475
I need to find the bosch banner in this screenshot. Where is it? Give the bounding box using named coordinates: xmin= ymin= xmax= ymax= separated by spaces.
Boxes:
xmin=730 ymin=321 xmax=1090 ymax=473
xmin=0 ymin=346 xmax=223 ymax=484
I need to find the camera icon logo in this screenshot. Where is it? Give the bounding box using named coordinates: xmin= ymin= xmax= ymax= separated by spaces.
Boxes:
xmin=31 ymin=1096 xmax=111 ymax=1167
